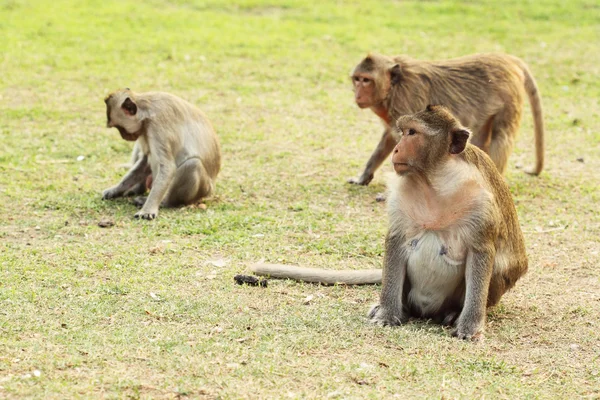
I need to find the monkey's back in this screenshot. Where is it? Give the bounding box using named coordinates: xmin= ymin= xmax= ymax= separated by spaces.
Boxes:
xmin=140 ymin=91 xmax=221 ymax=179
xmin=462 ymin=144 xmax=528 ymax=284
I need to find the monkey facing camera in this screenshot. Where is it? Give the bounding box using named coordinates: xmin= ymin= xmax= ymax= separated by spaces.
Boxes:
xmin=368 ymin=105 xmax=528 ymax=340
xmin=252 ymin=106 xmax=528 ymax=341
xmin=102 ymin=89 xmax=221 ymax=220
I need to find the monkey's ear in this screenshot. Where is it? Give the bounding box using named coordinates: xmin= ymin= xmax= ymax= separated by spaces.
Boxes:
xmin=121 ymin=97 xmax=137 ymax=116
xmin=390 ymin=64 xmax=402 ymax=85
xmin=449 ymin=129 xmax=470 ymax=154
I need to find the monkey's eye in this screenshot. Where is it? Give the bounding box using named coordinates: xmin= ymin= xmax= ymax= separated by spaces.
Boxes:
xmin=362 ymin=78 xmax=371 ymax=83
xmin=407 ymin=129 xmax=417 ymax=136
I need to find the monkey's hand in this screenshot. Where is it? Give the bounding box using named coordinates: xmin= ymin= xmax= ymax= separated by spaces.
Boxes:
xmin=347 ymin=172 xmax=374 ymax=186
xmin=367 ymin=304 xmax=408 ymax=326
xmin=134 ymin=209 xmax=158 ymax=220
xmin=451 ymin=319 xmax=484 ymax=341
xmin=102 ymin=187 xmax=123 ymax=200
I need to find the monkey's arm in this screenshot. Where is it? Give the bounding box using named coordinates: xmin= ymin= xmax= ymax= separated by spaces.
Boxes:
xmin=368 ymin=233 xmax=409 ymax=325
xmin=102 ymin=154 xmax=149 ymax=200
xmin=135 ymin=158 xmax=175 ymax=220
xmin=453 ymin=245 xmax=495 ymax=340
xmin=349 ymin=128 xmax=397 ymax=186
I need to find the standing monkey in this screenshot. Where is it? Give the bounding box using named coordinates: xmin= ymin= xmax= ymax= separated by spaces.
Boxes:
xmin=252 ymin=106 xmax=528 ymax=340
xmin=348 ymin=52 xmax=544 ymax=186
xmin=102 ymin=89 xmax=221 ymax=220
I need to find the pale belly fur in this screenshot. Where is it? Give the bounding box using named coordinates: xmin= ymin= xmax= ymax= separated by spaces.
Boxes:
xmin=406 ymin=231 xmax=467 ymax=315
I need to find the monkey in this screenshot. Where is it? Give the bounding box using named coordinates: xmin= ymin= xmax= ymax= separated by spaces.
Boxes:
xmin=347 ymin=52 xmax=544 ymax=187
xmin=252 ymin=105 xmax=528 ymax=340
xmin=102 ymin=89 xmax=221 ymax=220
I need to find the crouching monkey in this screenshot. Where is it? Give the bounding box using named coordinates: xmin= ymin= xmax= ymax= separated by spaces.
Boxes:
xmin=102 ymin=89 xmax=221 ymax=220
xmin=252 ymin=105 xmax=528 ymax=340
xmin=368 ymin=105 xmax=528 ymax=340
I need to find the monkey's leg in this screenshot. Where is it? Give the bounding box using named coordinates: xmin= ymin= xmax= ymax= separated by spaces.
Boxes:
xmin=102 ymin=155 xmax=149 ymax=200
xmin=124 ymin=165 xmax=151 ymax=197
xmin=162 ymin=158 xmax=212 ymax=207
xmin=124 ymin=181 xmax=149 ymax=197
xmin=487 ymin=108 xmax=519 ymax=175
xmin=453 ymin=249 xmax=495 ymax=341
xmin=368 ymin=234 xmax=409 ymax=326
xmin=349 ymin=128 xmax=396 ymax=186
xmin=470 ymin=116 xmax=494 ymax=155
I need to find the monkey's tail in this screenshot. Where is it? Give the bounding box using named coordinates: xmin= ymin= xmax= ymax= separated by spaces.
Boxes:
xmin=520 ymin=62 xmax=545 ymax=176
xmin=249 ymin=263 xmax=382 ymax=285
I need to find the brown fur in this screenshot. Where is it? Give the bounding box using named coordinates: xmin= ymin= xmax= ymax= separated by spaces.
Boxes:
xmin=102 ymin=89 xmax=221 ymax=220
xmin=348 ymin=52 xmax=544 ymax=186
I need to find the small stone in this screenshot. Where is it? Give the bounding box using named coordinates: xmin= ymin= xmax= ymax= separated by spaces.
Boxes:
xmin=98 ymin=220 xmax=114 ymax=228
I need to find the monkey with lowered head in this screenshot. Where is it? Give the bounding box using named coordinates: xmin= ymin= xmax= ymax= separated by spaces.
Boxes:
xmin=348 ymin=52 xmax=544 ymax=187
xmin=252 ymin=105 xmax=528 ymax=340
xmin=103 ymin=89 xmax=221 ymax=220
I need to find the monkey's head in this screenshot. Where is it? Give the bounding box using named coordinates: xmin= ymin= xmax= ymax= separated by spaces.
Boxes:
xmin=392 ymin=105 xmax=471 ymax=176
xmin=351 ymin=53 xmax=401 ymax=109
xmin=104 ymin=88 xmax=144 ymax=141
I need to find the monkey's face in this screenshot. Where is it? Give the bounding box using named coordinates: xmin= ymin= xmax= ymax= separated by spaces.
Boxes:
xmin=351 ymin=54 xmax=399 ymax=109
xmin=391 ymin=124 xmax=427 ymax=175
xmin=393 ymin=106 xmax=472 ymax=175
xmin=104 ymin=89 xmax=143 ymax=141
xmin=352 ymin=73 xmax=378 ymax=108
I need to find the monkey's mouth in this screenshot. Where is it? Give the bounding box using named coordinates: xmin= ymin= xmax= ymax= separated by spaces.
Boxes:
xmin=355 ymin=100 xmax=370 ymax=109
xmin=116 ymin=126 xmax=140 ymax=142
xmin=393 ymin=163 xmax=411 ymax=174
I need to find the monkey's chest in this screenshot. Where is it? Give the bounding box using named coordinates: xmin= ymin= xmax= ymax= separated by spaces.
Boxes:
xmin=405 ymin=231 xmax=467 ymax=315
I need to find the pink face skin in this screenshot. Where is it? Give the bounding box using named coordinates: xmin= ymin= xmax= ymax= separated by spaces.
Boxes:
xmin=391 ymin=128 xmax=422 ymax=175
xmin=352 ymin=74 xmax=376 ymax=108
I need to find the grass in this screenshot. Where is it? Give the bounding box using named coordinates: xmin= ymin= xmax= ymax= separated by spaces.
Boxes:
xmin=1 ymin=0 xmax=599 ymax=398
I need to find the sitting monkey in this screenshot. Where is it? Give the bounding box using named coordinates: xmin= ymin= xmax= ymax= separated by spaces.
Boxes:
xmin=102 ymin=89 xmax=221 ymax=220
xmin=252 ymin=105 xmax=528 ymax=340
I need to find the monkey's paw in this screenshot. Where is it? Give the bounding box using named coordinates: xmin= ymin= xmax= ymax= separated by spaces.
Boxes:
xmin=524 ymin=166 xmax=542 ymax=176
xmin=134 ymin=209 xmax=157 ymax=220
xmin=347 ymin=173 xmax=373 ymax=186
xmin=102 ymin=187 xmax=121 ymax=200
xmin=451 ymin=322 xmax=484 ymax=342
xmin=367 ymin=304 xmax=407 ymax=327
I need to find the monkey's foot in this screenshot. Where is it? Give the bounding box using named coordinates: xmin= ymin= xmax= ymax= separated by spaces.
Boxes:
xmin=134 ymin=209 xmax=157 ymax=220
xmin=367 ymin=304 xmax=407 ymax=327
xmin=451 ymin=321 xmax=484 ymax=341
xmin=441 ymin=311 xmax=459 ymax=326
xmin=124 ymin=182 xmax=148 ymax=197
xmin=524 ymin=166 xmax=542 ymax=176
xmin=132 ymin=196 xmax=147 ymax=208
xmin=102 ymin=187 xmax=122 ymax=200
